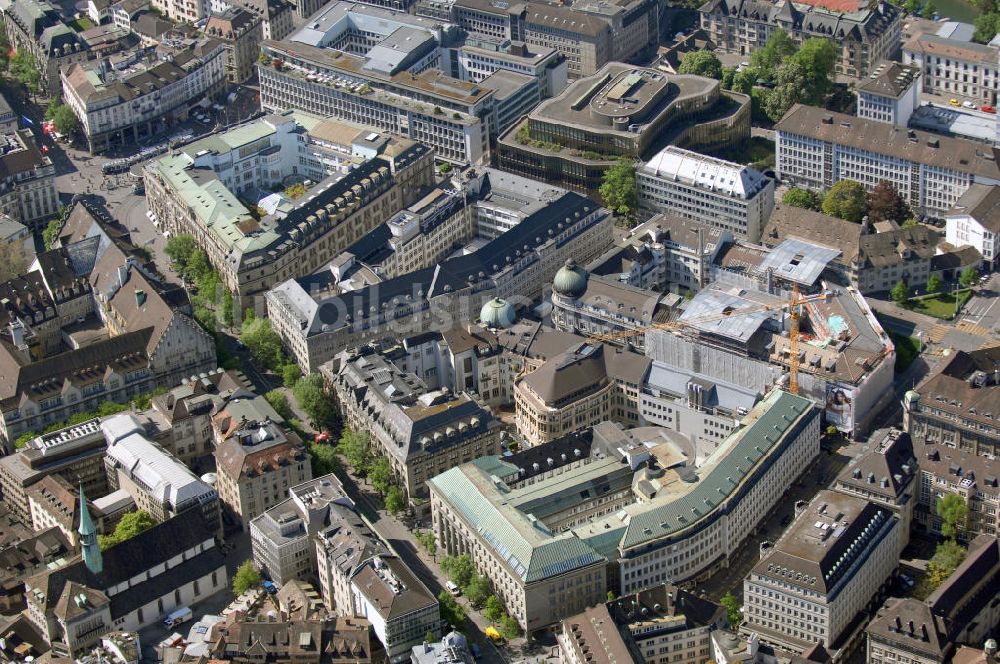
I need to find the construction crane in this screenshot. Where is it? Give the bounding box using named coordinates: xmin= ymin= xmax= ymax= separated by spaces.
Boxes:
xmin=587 ymin=285 xmax=831 ymax=395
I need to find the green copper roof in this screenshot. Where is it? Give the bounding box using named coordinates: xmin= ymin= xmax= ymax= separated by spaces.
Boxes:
xmin=429 ymin=465 xmax=605 ymax=583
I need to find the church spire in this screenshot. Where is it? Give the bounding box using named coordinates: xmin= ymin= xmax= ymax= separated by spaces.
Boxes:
xmin=78 ymin=484 xmax=102 ymax=575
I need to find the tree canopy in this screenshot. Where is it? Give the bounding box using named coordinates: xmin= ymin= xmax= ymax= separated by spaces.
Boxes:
xmin=292 ymin=373 xmax=336 ymax=429
xmin=338 ymin=427 xmax=372 ymax=476
xmin=974 ymin=12 xmax=1000 ymax=43
xmin=721 ymin=591 xmax=742 ymax=628
xmin=233 ymin=560 xmax=261 ymax=595
xmin=438 ymin=591 xmax=467 ymax=627
xmin=960 ymin=266 xmax=979 ymax=288
xmin=599 ymin=157 xmax=638 ymax=225
xmin=441 ymin=554 xmax=476 ymax=588
xmin=241 ymin=317 xmax=285 ymax=371
xmin=764 ymin=61 xmax=808 ymax=122
xmin=369 ymin=456 xmax=394 ymax=497
xmin=866 ymin=180 xmax=910 ymax=224
xmin=678 ymin=50 xmax=723 ymax=79
xmin=98 ymin=510 xmax=157 ymax=550
xmin=385 ymin=486 xmax=406 ymax=514
xmin=782 ymin=187 xmax=822 ymax=211
xmin=936 ymin=494 xmax=967 ymax=539
xmin=891 ymin=280 xmax=909 ymax=305
xmin=750 ymin=29 xmax=795 ymax=80
xmin=822 ymin=180 xmax=867 ymax=223
xmin=927 ymin=274 xmax=944 ymax=296
xmin=789 ymin=38 xmax=838 ymax=103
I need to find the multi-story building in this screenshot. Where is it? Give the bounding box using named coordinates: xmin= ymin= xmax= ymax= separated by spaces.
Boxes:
xmin=266 ymin=189 xmax=611 ymax=373
xmin=26 ymin=475 xmax=133 ymax=548
xmin=24 ymin=508 xmax=227 ymax=656
xmin=210 ymin=615 xmax=376 ymax=664
xmin=775 ymin=104 xmax=1000 ymax=219
xmin=204 ymin=7 xmax=263 ymax=83
xmin=454 ymin=37 xmax=567 ymax=99
xmin=856 ymin=60 xmax=921 ymax=126
xmin=150 ymin=0 xmax=206 ymax=23
xmin=62 ymin=37 xmax=227 ymax=154
xmin=214 ymin=398 xmax=312 ymax=531
xmin=3 ymin=0 xmax=91 ymax=97
xmin=0 ymin=129 xmax=58 ymax=229
xmin=558 ymin=585 xmax=726 ymax=664
xmin=903 ymin=34 xmax=999 ymax=105
xmin=249 ymin=474 xmax=354 ymax=586
xmin=315 ymin=503 xmax=391 ymax=616
xmin=331 ymin=346 xmax=501 ymax=507
xmin=946 ymin=183 xmax=1000 ymax=269
xmin=866 ymin=534 xmax=1000 ymax=664
xmin=430 ymin=389 xmax=819 ymax=632
xmin=637 ymin=146 xmax=774 ymax=243
xmin=102 ymin=414 xmax=223 ymax=537
xmin=834 ymin=428 xmax=917 ymax=556
xmin=497 ymin=64 xmax=750 ymax=196
xmin=700 ymin=0 xmax=901 ymax=78
xmin=0 ymin=420 xmax=111 ymax=524
xmin=350 ymin=555 xmax=440 ymax=663
xmin=146 ymin=115 xmax=433 ymax=307
xmin=258 ymin=3 xmax=491 ymax=165
xmin=742 ymin=490 xmax=901 ymax=659
xmin=451 ymin=0 xmax=658 ymax=80
xmin=911 ymin=437 xmax=1000 ymax=539
xmin=513 ymin=341 xmax=651 ymax=446
xmin=903 ymin=345 xmax=1000 ymax=462
xmin=0 ymin=527 xmax=72 ymax=615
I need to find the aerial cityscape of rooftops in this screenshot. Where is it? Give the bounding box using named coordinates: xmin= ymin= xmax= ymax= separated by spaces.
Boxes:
xmin=3 ymin=0 xmax=1000 ymax=661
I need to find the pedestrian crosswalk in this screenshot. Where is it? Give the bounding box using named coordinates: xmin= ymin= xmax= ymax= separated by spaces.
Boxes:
xmin=926 ymin=325 xmax=950 ymax=344
xmin=980 ymin=338 xmax=1000 ymax=351
xmin=956 ymin=321 xmax=993 ymax=337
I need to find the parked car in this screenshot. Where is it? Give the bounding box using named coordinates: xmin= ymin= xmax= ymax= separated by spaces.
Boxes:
xmin=983 ymin=105 xmax=996 ymax=113
xmin=949 ymin=98 xmax=960 ymax=106
xmin=470 ymin=643 xmax=482 ymax=660
xmin=164 ymin=607 xmax=193 ymax=628
xmin=963 ymin=100 xmax=977 ymax=109
xmin=263 ymin=580 xmax=278 ymax=594
xmin=446 ymin=581 xmax=461 ymax=596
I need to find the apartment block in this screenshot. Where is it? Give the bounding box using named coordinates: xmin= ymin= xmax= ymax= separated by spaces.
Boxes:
xmin=775 ymin=104 xmax=1000 ymax=218
xmin=903 ymin=34 xmax=999 ymax=105
xmin=204 ymin=6 xmax=263 ymax=83
xmin=637 ymin=145 xmax=774 ymax=243
xmin=4 ymin=0 xmax=91 ymax=97
xmin=0 ymin=129 xmax=58 ymax=229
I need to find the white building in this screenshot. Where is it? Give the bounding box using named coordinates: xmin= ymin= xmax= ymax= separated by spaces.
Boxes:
xmin=903 ymin=34 xmax=999 ymax=105
xmin=0 ymin=129 xmax=58 ymax=229
xmin=61 ymin=38 xmax=227 ymax=154
xmin=856 ymin=61 xmax=921 ymax=126
xmin=946 ymin=183 xmax=1000 ymax=269
xmin=775 ymin=104 xmax=1000 ymax=219
xmin=743 ymin=490 xmax=901 ymax=658
xmin=455 ymin=38 xmax=568 ymax=99
xmin=637 ymin=146 xmax=775 ymax=243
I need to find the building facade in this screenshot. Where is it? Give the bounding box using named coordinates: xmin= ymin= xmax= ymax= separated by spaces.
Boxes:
xmin=3 ymin=0 xmax=91 ymax=97
xmin=204 ymin=7 xmax=263 ymax=83
xmin=855 ymin=60 xmax=921 ymax=126
xmin=0 ymin=129 xmax=58 ymax=229
xmin=903 ymin=34 xmax=999 ymax=105
xmin=946 ymin=183 xmax=1000 ymax=269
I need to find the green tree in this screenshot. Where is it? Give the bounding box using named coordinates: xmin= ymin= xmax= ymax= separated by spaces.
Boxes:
xmin=10 ymin=50 xmax=41 ymax=97
xmin=309 ymin=443 xmax=339 ymax=476
xmin=764 ymin=61 xmax=808 ymax=122
xmin=721 ymin=591 xmax=742 ymax=629
xmin=891 ymin=279 xmax=909 ymax=305
xmin=424 ymin=631 xmax=436 ymax=644
xmin=293 ymin=374 xmax=336 ymax=429
xmin=866 ymin=180 xmax=910 ymax=224
xmin=498 ymin=615 xmax=520 ymax=640
xmin=415 ymin=530 xmax=437 ymax=558
xmin=936 ymin=494 xmax=967 ymax=539
xmin=731 ymin=66 xmax=759 ymax=95
xmin=233 ymin=560 xmax=262 ymax=595
xmin=974 ymin=12 xmax=1000 ymax=43
xmin=607 ymin=590 xmax=617 ymax=602
xmin=370 ymin=456 xmax=394 ymax=496
xmin=901 ymin=218 xmax=919 ymax=229
xmin=164 ymin=234 xmax=197 ymax=268
xmin=282 ymin=363 xmax=302 ymax=387
xmin=720 ymin=66 xmax=736 ymax=90
xmin=960 ymin=265 xmax=979 ymax=288
xmin=903 ymin=0 xmax=920 ymax=11
xmin=484 ymin=595 xmax=505 ymax=623
xmin=264 ymin=389 xmax=293 ymax=420
xmin=385 ymin=485 xmax=406 ymax=514
xmin=822 ymin=180 xmax=867 ymax=223
xmin=921 ymin=0 xmax=936 ymax=18
xmin=98 ymin=510 xmax=157 ymax=550
xmin=465 ymin=574 xmax=491 ymax=608
xmin=788 ymin=38 xmax=838 ymax=103
xmin=221 ymin=290 xmax=234 ymax=328
xmin=441 ymin=554 xmax=476 ymax=588
xmin=51 ymin=104 xmax=78 ymax=135
xmin=782 ymin=187 xmax=823 ymax=211
xmin=438 ymin=591 xmax=467 ymax=627
xmin=42 ymin=217 xmax=62 ymax=249
xmin=599 ymin=157 xmax=638 ymax=224
xmin=750 ymin=29 xmax=795 ymax=80
xmin=338 ymin=427 xmax=372 ymax=476
xmin=240 ymin=317 xmax=284 ymax=371
xmin=927 ymin=274 xmax=944 ymax=296
xmin=678 ymin=50 xmax=723 ymax=79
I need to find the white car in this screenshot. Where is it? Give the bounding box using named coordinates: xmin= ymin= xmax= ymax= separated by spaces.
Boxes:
xmin=963 ymin=100 xmax=977 ymax=109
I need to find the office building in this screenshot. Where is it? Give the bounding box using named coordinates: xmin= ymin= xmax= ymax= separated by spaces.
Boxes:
xmin=742 ymin=490 xmax=901 ymax=658
xmin=430 ymin=389 xmax=818 ymax=631
xmin=266 ymin=189 xmax=611 ymax=373
xmin=867 ymin=535 xmax=1000 ymax=664
xmin=946 ymin=183 xmax=1000 ymax=269
xmin=903 ymin=35 xmax=999 ymax=105
xmin=102 ymin=414 xmax=222 ymax=536
xmin=637 ymin=146 xmax=774 ymax=243
xmin=700 ymin=0 xmax=901 ymax=78
xmin=513 ymin=341 xmax=650 ymax=446
xmin=0 ymin=129 xmax=58 ymax=229
xmin=856 ymin=60 xmax=921 ymax=126
xmin=62 ymin=37 xmax=227 ymax=154
xmin=145 ymin=114 xmax=433 ymax=306
xmin=331 ymin=346 xmax=501 ymax=507
xmin=249 ymin=474 xmax=354 ymax=586
xmin=451 ymin=0 xmax=658 ymax=79
xmin=214 ymin=396 xmax=312 ymax=531
xmin=497 ymin=64 xmax=750 ymax=195
xmin=775 ymin=104 xmax=1000 ymax=218
xmin=558 ymin=585 xmax=726 ymax=664
xmin=3 ymin=0 xmax=91 ymax=97
xmin=455 ymin=37 xmax=567 ymax=99
xmin=204 ymin=7 xmax=263 ymax=83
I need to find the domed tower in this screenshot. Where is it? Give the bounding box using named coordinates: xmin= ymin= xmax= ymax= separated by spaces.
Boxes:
xmin=479 ymin=298 xmax=516 ymax=330
xmin=552 ymin=259 xmax=588 ymax=299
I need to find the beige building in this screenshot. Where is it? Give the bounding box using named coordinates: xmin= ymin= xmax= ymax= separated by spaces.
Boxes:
xmin=3 ymin=0 xmax=91 ymax=97
xmin=0 ymin=129 xmax=58 ymax=229
xmin=514 ymin=341 xmax=650 ymax=446
xmin=315 ymin=502 xmax=391 ymax=616
xmin=214 ymin=400 xmax=311 ymax=532
xmin=903 ymin=34 xmax=999 ymax=105
xmin=205 ymin=7 xmax=263 ymax=83
xmin=329 ymin=346 xmax=501 ymax=509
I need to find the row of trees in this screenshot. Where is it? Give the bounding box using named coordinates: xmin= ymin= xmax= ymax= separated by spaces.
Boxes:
xmin=891 ymin=266 xmax=978 ymax=305
xmin=784 ymin=179 xmax=912 ymax=225
xmin=439 ymin=554 xmax=520 ymax=640
xmin=914 ymin=495 xmax=968 ymax=598
xmin=336 ymin=426 xmax=406 ymax=514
